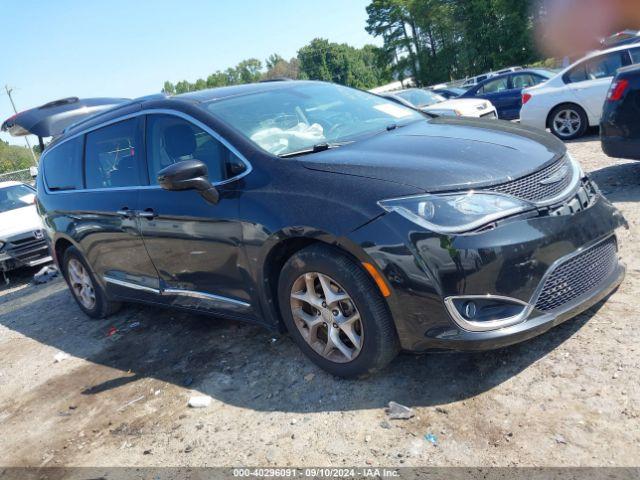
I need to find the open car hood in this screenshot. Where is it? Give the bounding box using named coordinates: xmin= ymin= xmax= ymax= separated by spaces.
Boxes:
xmin=1 ymin=97 xmax=129 ymax=138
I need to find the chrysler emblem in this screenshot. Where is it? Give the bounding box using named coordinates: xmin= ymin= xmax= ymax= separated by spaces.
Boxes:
xmin=539 ymin=164 xmax=569 ymax=185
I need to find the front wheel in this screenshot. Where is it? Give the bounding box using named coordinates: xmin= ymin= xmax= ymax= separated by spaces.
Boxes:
xmin=278 ymin=244 xmax=399 ymax=378
xmin=549 ymin=104 xmax=588 ymax=140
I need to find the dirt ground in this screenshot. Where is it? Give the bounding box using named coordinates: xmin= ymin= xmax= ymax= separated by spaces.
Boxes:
xmin=0 ymin=134 xmax=638 ymax=468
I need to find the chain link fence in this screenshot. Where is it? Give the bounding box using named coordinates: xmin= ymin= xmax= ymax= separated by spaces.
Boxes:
xmin=0 ymin=169 xmax=35 ymax=185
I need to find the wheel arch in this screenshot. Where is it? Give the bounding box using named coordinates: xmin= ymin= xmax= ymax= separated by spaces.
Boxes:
xmin=545 ymin=101 xmax=589 ymax=129
xmin=257 ymin=230 xmax=388 ymax=331
xmin=52 ymin=234 xmax=78 ymax=268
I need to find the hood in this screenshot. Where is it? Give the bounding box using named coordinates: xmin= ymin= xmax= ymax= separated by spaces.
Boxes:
xmin=0 ymin=205 xmax=44 ymax=239
xmin=423 ymin=98 xmax=491 ymax=114
xmin=301 ymin=117 xmax=566 ymax=192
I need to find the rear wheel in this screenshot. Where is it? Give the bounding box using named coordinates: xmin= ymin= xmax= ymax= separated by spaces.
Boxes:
xmin=278 ymin=244 xmax=399 ymax=378
xmin=548 ymin=104 xmax=588 ymax=140
xmin=62 ymin=246 xmax=121 ymax=319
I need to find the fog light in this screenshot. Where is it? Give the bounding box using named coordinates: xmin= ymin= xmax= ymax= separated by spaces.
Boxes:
xmin=463 ymin=301 xmax=477 ymax=319
xmin=444 ymin=295 xmax=530 ymax=332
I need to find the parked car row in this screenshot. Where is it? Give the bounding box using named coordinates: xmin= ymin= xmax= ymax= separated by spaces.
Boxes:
xmin=1 ymin=81 xmax=628 ymax=377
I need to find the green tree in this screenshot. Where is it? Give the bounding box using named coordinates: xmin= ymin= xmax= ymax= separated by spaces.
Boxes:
xmin=235 ymin=58 xmax=263 ymax=83
xmin=263 ymin=55 xmax=300 ymax=80
xmin=266 ymin=53 xmax=285 ymax=70
xmin=163 ymin=81 xmax=176 ymax=94
xmin=297 ymin=38 xmax=388 ymax=89
xmin=0 ymin=140 xmax=37 ymax=173
xmin=365 ymin=0 xmax=541 ymax=85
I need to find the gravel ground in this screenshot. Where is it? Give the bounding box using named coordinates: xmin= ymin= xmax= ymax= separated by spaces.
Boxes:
xmin=0 ymin=134 xmax=638 ymax=468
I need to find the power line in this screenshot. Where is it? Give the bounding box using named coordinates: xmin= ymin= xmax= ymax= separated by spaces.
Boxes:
xmin=4 ymin=85 xmax=38 ymax=165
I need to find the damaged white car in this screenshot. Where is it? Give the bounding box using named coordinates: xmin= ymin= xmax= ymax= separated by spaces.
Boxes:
xmin=0 ymin=181 xmax=52 ymax=279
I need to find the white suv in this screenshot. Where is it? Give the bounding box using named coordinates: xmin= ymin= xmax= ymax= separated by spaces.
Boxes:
xmin=520 ymin=44 xmax=640 ymax=139
xmin=0 ymin=181 xmax=51 ymax=277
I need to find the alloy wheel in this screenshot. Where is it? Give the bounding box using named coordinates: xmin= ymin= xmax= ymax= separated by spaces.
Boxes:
xmin=289 ymin=272 xmax=363 ymax=363
xmin=67 ymin=258 xmax=96 ymax=310
xmin=552 ymin=109 xmax=582 ymax=137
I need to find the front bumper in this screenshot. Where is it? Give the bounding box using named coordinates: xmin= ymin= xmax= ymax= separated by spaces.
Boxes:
xmin=351 ymin=193 xmax=626 ymax=352
xmin=0 ymin=231 xmax=52 ymax=272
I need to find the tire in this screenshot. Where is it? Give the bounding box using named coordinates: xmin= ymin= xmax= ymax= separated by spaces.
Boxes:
xmin=62 ymin=246 xmax=121 ymax=319
xmin=548 ymin=104 xmax=588 ymax=140
xmin=277 ymin=244 xmax=399 ymax=378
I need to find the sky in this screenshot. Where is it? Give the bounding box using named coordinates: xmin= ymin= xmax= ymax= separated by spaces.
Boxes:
xmin=0 ymin=0 xmax=379 ymax=146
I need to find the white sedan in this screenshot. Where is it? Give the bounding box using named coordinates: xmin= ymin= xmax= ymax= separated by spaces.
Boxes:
xmin=520 ymin=43 xmax=640 ymax=139
xmin=380 ymin=88 xmax=498 ymax=119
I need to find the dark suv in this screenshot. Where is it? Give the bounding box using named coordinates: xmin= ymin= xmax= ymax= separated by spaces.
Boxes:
xmin=2 ymin=81 xmax=626 ymax=377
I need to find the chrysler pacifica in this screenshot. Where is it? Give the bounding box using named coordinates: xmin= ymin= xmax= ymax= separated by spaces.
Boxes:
xmin=1 ymin=81 xmax=626 ymax=377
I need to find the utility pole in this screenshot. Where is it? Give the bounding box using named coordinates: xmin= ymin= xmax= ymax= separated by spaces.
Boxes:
xmin=4 ymin=85 xmax=38 ymax=165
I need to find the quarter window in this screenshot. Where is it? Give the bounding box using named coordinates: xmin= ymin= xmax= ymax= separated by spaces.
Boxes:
xmin=630 ymin=47 xmax=640 ymax=64
xmin=146 ymin=115 xmax=246 ymax=185
xmin=478 ymin=77 xmax=509 ymax=94
xmin=85 ymin=118 xmax=146 ymax=189
xmin=511 ymin=73 xmax=543 ymax=89
xmin=43 ymin=136 xmax=84 ymax=191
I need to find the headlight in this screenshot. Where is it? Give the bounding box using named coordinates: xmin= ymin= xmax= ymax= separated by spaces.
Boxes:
xmin=378 ymin=192 xmax=533 ymax=234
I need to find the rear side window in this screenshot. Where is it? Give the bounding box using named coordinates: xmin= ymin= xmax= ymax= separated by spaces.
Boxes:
xmin=630 ymin=47 xmax=640 ymax=64
xmin=43 ymin=136 xmax=84 ymax=191
xmin=479 ymin=77 xmax=509 ymax=94
xmin=85 ymin=118 xmax=146 ymax=189
xmin=146 ymin=115 xmax=246 ymax=185
xmin=566 ymin=52 xmax=627 ymax=83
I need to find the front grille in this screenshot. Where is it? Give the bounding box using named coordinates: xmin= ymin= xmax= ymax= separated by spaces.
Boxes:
xmin=534 ymin=237 xmax=618 ymax=312
xmin=487 ymin=156 xmax=573 ymax=203
xmin=4 ymin=232 xmax=48 ymax=263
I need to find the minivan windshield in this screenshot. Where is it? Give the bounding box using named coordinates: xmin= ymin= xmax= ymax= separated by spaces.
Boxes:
xmin=0 ymin=184 xmax=35 ymax=213
xmin=205 ymin=83 xmax=423 ymax=156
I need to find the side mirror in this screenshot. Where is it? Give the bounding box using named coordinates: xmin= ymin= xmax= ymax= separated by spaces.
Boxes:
xmin=157 ymin=160 xmax=219 ymax=204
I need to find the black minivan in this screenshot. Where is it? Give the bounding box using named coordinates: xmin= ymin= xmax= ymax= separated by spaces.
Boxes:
xmin=2 ymin=81 xmax=626 ymax=377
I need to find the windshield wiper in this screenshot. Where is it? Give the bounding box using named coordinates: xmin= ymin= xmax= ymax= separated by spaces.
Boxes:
xmin=278 ymin=142 xmax=350 ymax=158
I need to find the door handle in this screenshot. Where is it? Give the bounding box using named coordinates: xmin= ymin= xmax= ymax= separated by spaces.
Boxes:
xmin=117 ymin=208 xmax=134 ymax=218
xmin=138 ymin=208 xmax=156 ymax=220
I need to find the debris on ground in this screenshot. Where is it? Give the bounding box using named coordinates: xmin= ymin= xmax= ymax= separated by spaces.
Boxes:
xmin=386 ymin=401 xmax=415 ymax=420
xmin=117 ymin=395 xmax=145 ymax=412
xmin=425 ymin=433 xmax=438 ymax=445
xmin=380 ymin=420 xmax=392 ymax=429
xmin=435 ymin=406 xmax=449 ymax=415
xmin=304 ymin=373 xmax=315 ymax=382
xmin=53 ymin=352 xmax=70 ymax=363
xmin=33 ymin=266 xmax=58 ymax=284
xmin=188 ymin=395 xmax=212 ymax=408
xmin=107 ymin=326 xmax=118 ymax=337
xmin=128 ymin=321 xmax=141 ymax=330
xmin=555 ymin=434 xmax=567 ymax=444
